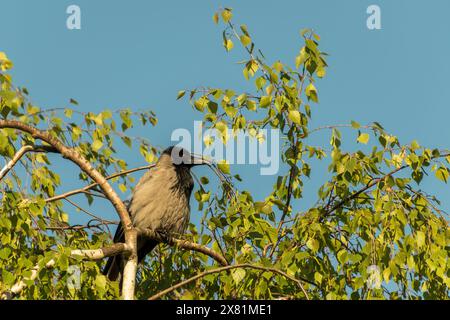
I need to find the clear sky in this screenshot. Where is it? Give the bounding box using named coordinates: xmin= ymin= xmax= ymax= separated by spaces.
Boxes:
xmin=1 ymin=0 xmax=449 ymax=226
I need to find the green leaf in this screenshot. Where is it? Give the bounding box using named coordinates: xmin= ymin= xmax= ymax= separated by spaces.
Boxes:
xmin=240 ymin=35 xmax=251 ymax=46
xmin=232 ymin=268 xmax=246 ymax=284
xmin=95 ymin=275 xmax=107 ymax=292
xmin=246 ymin=99 xmax=256 ymax=111
xmin=221 ymin=9 xmax=233 ymax=23
xmin=305 ymin=83 xmax=318 ymax=102
xmin=217 ymin=160 xmax=230 ymax=175
xmin=288 ymin=110 xmax=301 ymax=125
xmin=194 ymin=97 xmax=208 ymax=112
xmin=213 ymin=13 xmax=219 ymax=25
xmin=357 ymin=133 xmax=370 ymax=144
xmin=92 ymin=139 xmax=103 ymax=152
xmin=176 ymin=90 xmax=186 ymax=100
xmin=200 ymin=177 xmax=209 ymax=184
xmin=314 ymin=272 xmax=323 ymax=284
xmin=224 ymin=39 xmax=234 ymax=52
xmin=351 ymin=120 xmax=361 ymax=129
xmin=61 ymin=213 xmax=69 ymax=223
xmin=2 ymin=270 xmax=15 ymax=285
xmin=316 ymin=65 xmax=326 ymax=78
xmin=259 ymin=96 xmax=272 ymax=108
xmin=0 ymin=247 xmax=11 ymax=260
xmin=435 ymin=166 xmax=449 ymax=183
xmin=255 ymin=77 xmax=266 ymax=90
xmin=295 ymin=47 xmax=307 ymax=69
xmin=207 ymin=101 xmax=218 ymax=114
xmin=119 ymin=184 xmax=127 ymax=193
xmin=201 ymin=192 xmax=211 ymax=202
xmin=0 ymin=52 xmax=9 ymax=61
xmin=411 ymin=140 xmax=420 ymax=150
xmin=64 ymin=108 xmax=73 ymax=118
xmin=337 ymin=250 xmax=348 ymax=264
xmin=306 ymin=238 xmax=319 ymax=252
xmin=416 ymin=231 xmax=425 ymax=247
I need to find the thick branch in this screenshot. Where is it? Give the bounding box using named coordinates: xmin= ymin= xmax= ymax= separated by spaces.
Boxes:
xmin=71 ymin=243 xmax=130 ymax=260
xmin=121 ymin=229 xmax=138 ymax=300
xmin=0 ymin=260 xmax=56 ymax=300
xmin=148 ymin=263 xmax=314 ymax=300
xmin=1 ymin=243 xmax=130 ymax=300
xmin=137 ymin=228 xmax=228 ymax=266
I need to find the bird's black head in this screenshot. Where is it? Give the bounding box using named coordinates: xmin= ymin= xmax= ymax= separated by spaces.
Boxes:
xmin=161 ymin=146 xmax=211 ymax=168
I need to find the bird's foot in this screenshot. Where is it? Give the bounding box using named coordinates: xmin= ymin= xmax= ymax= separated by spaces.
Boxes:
xmin=155 ymin=229 xmax=172 ymax=243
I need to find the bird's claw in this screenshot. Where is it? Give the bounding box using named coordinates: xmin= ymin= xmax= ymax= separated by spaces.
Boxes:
xmin=155 ymin=229 xmax=171 ymax=242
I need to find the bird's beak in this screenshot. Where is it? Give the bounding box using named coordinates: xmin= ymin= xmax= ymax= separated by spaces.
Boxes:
xmin=190 ymin=153 xmax=213 ymax=166
xmin=189 ymin=153 xmax=236 ymax=199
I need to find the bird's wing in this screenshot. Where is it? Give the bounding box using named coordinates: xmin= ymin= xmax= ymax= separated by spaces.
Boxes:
xmin=111 ymin=199 xmax=131 ymax=243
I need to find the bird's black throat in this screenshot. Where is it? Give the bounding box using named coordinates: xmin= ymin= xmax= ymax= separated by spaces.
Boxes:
xmin=172 ymin=165 xmax=194 ymax=199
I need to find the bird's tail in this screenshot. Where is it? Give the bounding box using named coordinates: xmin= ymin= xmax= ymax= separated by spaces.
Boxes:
xmin=103 ymin=223 xmax=159 ymax=282
xmin=103 ymin=222 xmax=125 ymax=282
xmin=103 ymin=255 xmax=122 ymax=282
xmin=137 ymin=239 xmax=159 ymax=263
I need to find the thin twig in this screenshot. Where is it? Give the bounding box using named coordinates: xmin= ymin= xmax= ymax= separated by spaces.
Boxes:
xmin=269 ymin=160 xmax=296 ymax=258
xmin=45 ymin=221 xmax=118 ymax=232
xmin=309 ymin=123 xmax=379 ymax=135
xmin=323 ymin=152 xmax=450 ymax=219
xmin=0 ymin=145 xmax=57 ymax=181
xmin=45 ymin=164 xmax=155 ymax=203
xmin=324 ymin=165 xmax=407 ymax=217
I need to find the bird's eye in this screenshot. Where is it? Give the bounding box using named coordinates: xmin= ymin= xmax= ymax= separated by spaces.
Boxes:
xmin=170 ymin=147 xmax=189 ymax=165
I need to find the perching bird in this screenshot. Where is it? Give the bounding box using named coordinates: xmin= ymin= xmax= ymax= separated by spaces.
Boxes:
xmin=103 ymin=146 xmax=210 ymax=282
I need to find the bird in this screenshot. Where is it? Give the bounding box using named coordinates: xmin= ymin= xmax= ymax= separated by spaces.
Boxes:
xmin=103 ymin=146 xmax=210 ymax=283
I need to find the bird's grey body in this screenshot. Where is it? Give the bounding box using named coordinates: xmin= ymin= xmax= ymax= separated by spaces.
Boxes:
xmin=131 ymin=161 xmax=193 ymax=236
xmin=103 ymin=147 xmax=197 ymax=282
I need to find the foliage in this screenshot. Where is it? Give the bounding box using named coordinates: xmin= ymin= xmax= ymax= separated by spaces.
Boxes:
xmin=0 ymin=9 xmax=449 ymax=300
xmin=0 ymin=51 xmax=158 ymax=299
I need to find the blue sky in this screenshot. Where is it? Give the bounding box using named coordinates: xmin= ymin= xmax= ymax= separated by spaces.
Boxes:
xmin=1 ymin=0 xmax=449 ymax=226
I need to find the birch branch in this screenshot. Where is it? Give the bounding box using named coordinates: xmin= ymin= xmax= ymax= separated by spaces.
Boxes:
xmin=0 ymin=243 xmax=131 ymax=300
xmin=0 ymin=260 xmax=56 ymax=300
xmin=121 ymin=229 xmax=138 ymax=300
xmin=137 ymin=228 xmax=228 ymax=266
xmin=148 ymin=263 xmax=314 ymax=300
xmin=71 ymin=243 xmax=130 ymax=260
